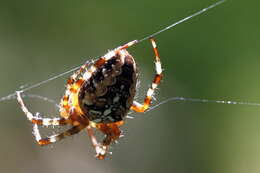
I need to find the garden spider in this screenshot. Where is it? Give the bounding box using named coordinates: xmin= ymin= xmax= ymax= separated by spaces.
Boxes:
xmin=16 ymin=38 xmax=162 ymax=160
xmin=16 ymin=0 xmax=224 ymax=160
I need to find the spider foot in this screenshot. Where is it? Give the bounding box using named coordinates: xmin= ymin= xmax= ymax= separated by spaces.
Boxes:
xmin=95 ymin=144 xmax=108 ymax=160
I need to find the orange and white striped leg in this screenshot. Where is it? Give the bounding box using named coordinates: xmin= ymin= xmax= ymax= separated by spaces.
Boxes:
xmin=86 ymin=123 xmax=122 ymax=159
xmin=66 ymin=61 xmax=90 ymax=85
xmin=86 ymin=126 xmax=108 ymax=160
xmin=117 ymin=40 xmax=138 ymax=51
xmin=60 ymin=63 xmax=88 ymax=116
xmin=16 ymin=91 xmax=70 ymax=126
xmin=60 ymin=54 xmax=111 ymax=116
xmin=33 ymin=123 xmax=86 ymax=146
xmin=131 ymin=38 xmax=163 ymax=112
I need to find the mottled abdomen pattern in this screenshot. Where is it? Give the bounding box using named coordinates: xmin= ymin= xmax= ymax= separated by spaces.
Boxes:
xmin=78 ymin=50 xmax=137 ymax=123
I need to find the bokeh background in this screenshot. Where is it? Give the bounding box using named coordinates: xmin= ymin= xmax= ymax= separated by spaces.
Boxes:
xmin=0 ymin=0 xmax=260 ymax=173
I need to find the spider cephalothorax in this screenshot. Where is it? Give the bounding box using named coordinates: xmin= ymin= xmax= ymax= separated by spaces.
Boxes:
xmin=16 ymin=38 xmax=162 ymax=159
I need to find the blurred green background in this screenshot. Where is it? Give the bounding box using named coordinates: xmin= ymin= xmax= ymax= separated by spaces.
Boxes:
xmin=1 ymin=0 xmax=260 ymax=172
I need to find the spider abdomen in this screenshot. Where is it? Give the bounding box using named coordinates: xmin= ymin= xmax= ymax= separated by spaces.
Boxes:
xmin=78 ymin=50 xmax=137 ymax=123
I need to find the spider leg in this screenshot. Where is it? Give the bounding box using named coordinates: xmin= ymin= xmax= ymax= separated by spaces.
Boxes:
xmin=16 ymin=91 xmax=70 ymax=126
xmin=61 ymin=58 xmax=93 ymax=117
xmin=118 ymin=40 xmax=138 ymax=50
xmin=86 ymin=123 xmax=121 ymax=160
xmin=66 ymin=61 xmax=90 ymax=85
xmin=33 ymin=123 xmax=86 ymax=145
xmin=61 ymin=55 xmax=109 ymax=117
xmin=130 ymin=38 xmax=162 ymax=112
xmin=86 ymin=126 xmax=108 ymax=160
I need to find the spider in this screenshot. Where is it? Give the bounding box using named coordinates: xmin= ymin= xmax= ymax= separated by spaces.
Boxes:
xmin=16 ymin=37 xmax=162 ymax=160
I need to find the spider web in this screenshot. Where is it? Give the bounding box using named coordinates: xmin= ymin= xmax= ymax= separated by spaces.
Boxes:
xmin=2 ymin=0 xmax=255 ymax=111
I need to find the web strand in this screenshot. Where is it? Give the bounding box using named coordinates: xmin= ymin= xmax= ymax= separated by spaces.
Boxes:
xmin=0 ymin=93 xmax=60 ymax=108
xmin=147 ymin=97 xmax=260 ymax=113
xmin=4 ymin=91 xmax=260 ymax=113
xmin=138 ymin=0 xmax=225 ymax=43
xmin=0 ymin=65 xmax=80 ymax=103
xmin=0 ymin=0 xmax=225 ymax=102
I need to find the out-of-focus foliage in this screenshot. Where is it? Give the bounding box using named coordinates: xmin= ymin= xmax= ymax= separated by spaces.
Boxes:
xmin=1 ymin=0 xmax=260 ymax=173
